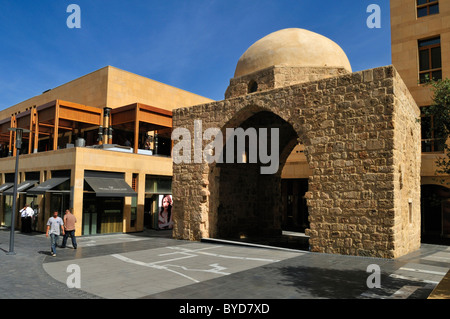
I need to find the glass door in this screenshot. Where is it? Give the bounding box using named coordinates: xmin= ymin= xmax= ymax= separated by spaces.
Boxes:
xmin=82 ymin=195 xmax=124 ymax=235
xmin=50 ymin=193 xmax=70 ymax=217
xmin=3 ymin=195 xmax=13 ymax=227
xmin=82 ymin=194 xmax=98 ymax=235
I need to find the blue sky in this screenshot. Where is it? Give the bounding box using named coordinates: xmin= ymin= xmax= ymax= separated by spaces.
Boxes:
xmin=0 ymin=0 xmax=391 ymax=111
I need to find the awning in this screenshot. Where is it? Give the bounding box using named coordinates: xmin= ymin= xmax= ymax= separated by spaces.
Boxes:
xmin=84 ymin=177 xmax=137 ymax=197
xmin=27 ymin=177 xmax=70 ymax=195
xmin=4 ymin=180 xmax=39 ymax=195
xmin=0 ymin=183 xmax=14 ymax=194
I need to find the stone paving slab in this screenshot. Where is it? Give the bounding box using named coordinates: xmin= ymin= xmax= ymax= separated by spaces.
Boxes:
xmin=1 ymin=229 xmax=449 ymax=299
xmin=43 ymin=242 xmax=303 ymax=299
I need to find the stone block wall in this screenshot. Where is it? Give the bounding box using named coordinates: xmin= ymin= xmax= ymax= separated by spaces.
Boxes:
xmin=391 ymin=70 xmax=422 ymax=257
xmin=225 ymin=65 xmax=349 ymax=99
xmin=172 ymin=65 xmax=421 ymax=259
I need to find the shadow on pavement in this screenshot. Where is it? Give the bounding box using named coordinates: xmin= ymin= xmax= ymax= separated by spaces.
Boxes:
xmin=38 ymin=251 xmax=53 ymax=256
xmin=277 ymin=265 xmax=429 ymax=299
xmin=222 ymin=234 xmax=310 ymax=251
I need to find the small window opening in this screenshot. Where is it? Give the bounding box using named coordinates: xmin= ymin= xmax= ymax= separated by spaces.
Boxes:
xmin=248 ymin=80 xmax=258 ymax=94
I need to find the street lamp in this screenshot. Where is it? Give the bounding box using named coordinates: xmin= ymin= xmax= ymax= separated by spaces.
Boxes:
xmin=6 ymin=127 xmax=30 ymax=255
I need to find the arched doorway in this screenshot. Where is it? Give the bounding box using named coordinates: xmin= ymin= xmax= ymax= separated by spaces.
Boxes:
xmin=421 ymin=184 xmax=450 ymax=243
xmin=211 ymin=110 xmax=302 ymax=243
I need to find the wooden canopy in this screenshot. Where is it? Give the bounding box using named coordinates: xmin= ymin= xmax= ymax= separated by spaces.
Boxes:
xmin=0 ymin=100 xmax=173 ymax=156
xmin=111 ymin=103 xmax=172 ymax=153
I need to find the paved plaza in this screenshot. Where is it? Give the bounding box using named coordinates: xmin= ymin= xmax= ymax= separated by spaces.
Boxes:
xmin=0 ymin=228 xmax=449 ymax=299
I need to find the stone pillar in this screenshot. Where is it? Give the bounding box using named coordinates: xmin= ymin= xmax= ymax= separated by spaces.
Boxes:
xmin=136 ymin=172 xmax=146 ymax=232
xmin=71 ymin=167 xmax=84 ymax=237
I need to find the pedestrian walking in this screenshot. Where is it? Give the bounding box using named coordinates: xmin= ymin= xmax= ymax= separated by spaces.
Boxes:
xmin=20 ymin=204 xmax=34 ymax=233
xmin=46 ymin=211 xmax=65 ymax=257
xmin=61 ymin=209 xmax=77 ymax=249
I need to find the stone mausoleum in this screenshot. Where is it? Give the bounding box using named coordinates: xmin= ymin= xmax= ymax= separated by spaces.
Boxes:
xmin=172 ymin=28 xmax=422 ymax=259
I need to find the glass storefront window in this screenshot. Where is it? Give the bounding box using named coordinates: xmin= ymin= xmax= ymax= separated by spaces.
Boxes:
xmin=50 ymin=193 xmax=70 ymax=217
xmin=3 ymin=195 xmax=13 ymax=227
xmin=83 ymin=196 xmax=98 ymax=236
xmin=145 ymin=176 xmax=172 ymax=194
xmin=131 ymin=196 xmax=137 ymax=228
xmin=82 ymin=194 xmax=124 ymax=235
xmin=145 ymin=176 xmax=172 ymax=230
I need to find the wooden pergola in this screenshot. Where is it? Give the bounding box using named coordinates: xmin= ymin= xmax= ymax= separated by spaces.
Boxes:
xmin=111 ymin=103 xmax=172 ymax=154
xmin=0 ymin=117 xmax=13 ymax=155
xmin=0 ymin=100 xmax=173 ymax=156
xmin=0 ymin=100 xmax=104 ymax=155
xmin=35 ymin=100 xmax=103 ymax=152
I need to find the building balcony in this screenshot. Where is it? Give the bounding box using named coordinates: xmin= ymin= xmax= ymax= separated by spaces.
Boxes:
xmin=0 ymin=100 xmax=173 ymax=159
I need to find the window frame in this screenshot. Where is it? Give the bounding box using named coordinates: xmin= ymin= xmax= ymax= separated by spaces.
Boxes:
xmin=418 ymin=36 xmax=442 ymax=84
xmin=417 ymin=0 xmax=439 ymax=18
xmin=421 ymin=107 xmax=445 ymax=153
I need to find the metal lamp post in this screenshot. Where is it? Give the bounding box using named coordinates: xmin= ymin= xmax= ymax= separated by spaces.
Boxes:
xmin=6 ymin=127 xmax=30 ymax=255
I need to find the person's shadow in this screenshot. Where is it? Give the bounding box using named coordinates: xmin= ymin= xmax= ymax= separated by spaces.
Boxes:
xmin=38 ymin=251 xmax=53 ymax=256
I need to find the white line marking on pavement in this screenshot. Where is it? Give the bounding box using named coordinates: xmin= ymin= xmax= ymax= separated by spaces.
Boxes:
xmin=203 ymin=238 xmax=306 ymax=253
xmin=150 ymin=254 xmax=197 ymax=265
xmin=399 ymin=267 xmax=447 ymax=276
xmin=390 ymin=285 xmax=420 ymax=299
xmin=197 ymin=251 xmax=281 ymax=262
xmin=389 ymin=274 xmax=439 ymax=285
xmin=360 ymin=292 xmax=388 ymax=299
xmin=111 ymin=244 xmax=284 ymax=285
xmin=160 ymin=245 xmax=223 ymax=256
xmin=166 ymin=246 xmax=281 ymax=262
xmin=164 ymin=263 xmax=230 ymax=276
xmin=424 ymin=256 xmax=450 ymax=262
xmin=111 ymin=254 xmax=200 ymax=283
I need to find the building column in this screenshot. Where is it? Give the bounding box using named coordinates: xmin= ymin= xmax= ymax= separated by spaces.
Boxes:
xmin=123 ymin=172 xmax=132 ymax=233
xmin=34 ymin=110 xmax=39 ymax=153
xmin=134 ymin=105 xmax=140 ymax=154
xmin=0 ymin=173 xmax=4 ymax=226
xmin=11 ymin=116 xmax=16 ymax=157
xmin=36 ymin=170 xmax=46 ymax=232
xmin=136 ymin=173 xmax=145 ymax=232
xmin=44 ymin=171 xmax=52 ymax=228
xmin=71 ymin=167 xmax=84 ymax=237
xmin=14 ymin=171 xmax=24 ymax=230
xmin=103 ymin=108 xmax=112 ymax=145
xmin=53 ymin=101 xmax=60 ymax=151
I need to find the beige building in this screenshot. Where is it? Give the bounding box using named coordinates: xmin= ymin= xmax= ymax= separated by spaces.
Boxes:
xmin=391 ymin=0 xmax=450 ymax=240
xmin=0 ymin=66 xmax=213 ymax=236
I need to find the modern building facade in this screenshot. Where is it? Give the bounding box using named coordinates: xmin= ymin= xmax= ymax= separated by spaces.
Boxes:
xmin=391 ymin=0 xmax=450 ymax=240
xmin=0 ymin=66 xmax=213 ymax=236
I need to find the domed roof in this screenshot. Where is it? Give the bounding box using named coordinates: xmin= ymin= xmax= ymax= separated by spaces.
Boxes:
xmin=234 ymin=28 xmax=352 ymax=78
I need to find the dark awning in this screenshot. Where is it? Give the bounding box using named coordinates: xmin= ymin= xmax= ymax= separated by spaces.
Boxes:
xmin=4 ymin=180 xmax=39 ymax=195
xmin=0 ymin=183 xmax=14 ymax=194
xmin=84 ymin=177 xmax=137 ymax=197
xmin=27 ymin=178 xmax=70 ymax=195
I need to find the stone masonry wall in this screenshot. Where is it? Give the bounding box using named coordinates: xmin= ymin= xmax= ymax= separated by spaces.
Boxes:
xmin=172 ymin=65 xmax=421 ymax=259
xmin=392 ymin=70 xmax=422 ymax=257
xmin=225 ymin=65 xmax=349 ymax=99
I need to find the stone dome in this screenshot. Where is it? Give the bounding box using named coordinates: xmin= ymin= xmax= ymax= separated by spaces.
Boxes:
xmin=234 ymin=28 xmax=352 ymax=78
